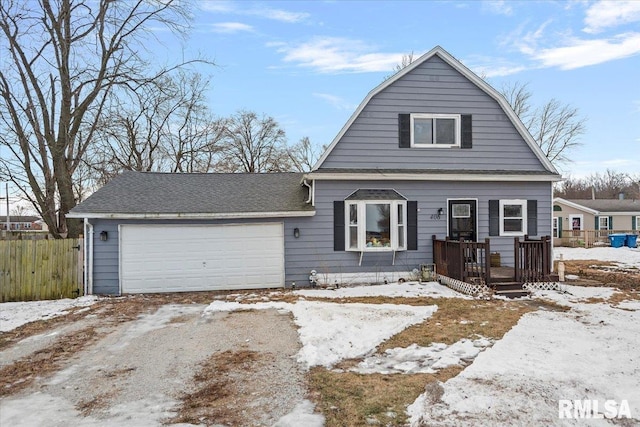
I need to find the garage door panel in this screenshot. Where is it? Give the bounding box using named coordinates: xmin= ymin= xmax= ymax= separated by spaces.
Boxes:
xmin=120 ymin=224 xmax=284 ymax=293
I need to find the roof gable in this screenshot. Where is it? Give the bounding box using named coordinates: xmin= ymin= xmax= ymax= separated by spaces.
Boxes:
xmin=313 ymin=46 xmax=558 ymax=175
xmin=68 ymin=171 xmax=314 ymax=218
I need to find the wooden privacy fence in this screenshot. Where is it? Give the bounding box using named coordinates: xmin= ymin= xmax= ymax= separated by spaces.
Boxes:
xmin=556 ymin=230 xmax=637 ymax=248
xmin=0 ymin=238 xmax=83 ymax=302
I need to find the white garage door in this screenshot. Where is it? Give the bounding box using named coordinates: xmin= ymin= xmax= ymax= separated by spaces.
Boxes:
xmin=120 ymin=223 xmax=284 ymax=293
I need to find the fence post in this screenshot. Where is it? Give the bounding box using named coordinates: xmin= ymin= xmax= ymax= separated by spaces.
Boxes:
xmin=458 ymin=238 xmax=464 ymax=281
xmin=432 ymin=235 xmax=436 ymax=264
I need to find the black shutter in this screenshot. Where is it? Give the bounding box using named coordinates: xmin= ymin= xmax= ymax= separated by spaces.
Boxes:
xmin=489 ymin=200 xmax=499 ymax=236
xmin=461 ymin=114 xmax=472 ymax=149
xmin=334 ymin=201 xmax=345 ymax=251
xmin=527 ymin=200 xmax=537 ymax=236
xmin=407 ymin=201 xmax=418 ymax=250
xmin=398 ymin=114 xmax=411 ymax=148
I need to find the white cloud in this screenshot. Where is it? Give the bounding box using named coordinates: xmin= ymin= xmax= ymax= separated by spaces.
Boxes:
xmin=583 ymin=1 xmax=640 ymax=34
xmin=209 ymin=22 xmax=254 ymax=34
xmin=272 ymin=37 xmax=404 ymax=73
xmin=464 ymin=55 xmax=527 ymax=77
xmin=199 ymin=1 xmax=309 ymax=23
xmin=482 ymin=0 xmax=513 ymax=16
xmin=313 ymin=93 xmax=357 ymax=111
xmin=531 ymin=32 xmax=640 ymax=69
xmin=250 ymin=8 xmax=309 ymax=23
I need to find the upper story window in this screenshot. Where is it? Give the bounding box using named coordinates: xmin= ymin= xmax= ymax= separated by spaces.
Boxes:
xmin=411 ymin=114 xmax=460 ymax=147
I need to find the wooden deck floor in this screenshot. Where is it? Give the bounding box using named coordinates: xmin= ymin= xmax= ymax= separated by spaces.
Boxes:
xmin=491 ymin=266 xmax=515 ymax=280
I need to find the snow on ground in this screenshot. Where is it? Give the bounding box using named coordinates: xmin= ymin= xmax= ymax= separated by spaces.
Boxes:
xmin=204 ymin=300 xmax=437 ymax=368
xmin=354 ymin=337 xmax=492 ymax=375
xmin=0 ymin=296 xmax=98 ymax=332
xmin=408 ymin=293 xmax=640 ymax=426
xmin=294 ymin=281 xmax=468 ymax=299
xmin=273 ymin=399 xmax=325 ymax=427
xmin=533 ymin=284 xmax=617 ymax=307
xmin=555 ymin=246 xmax=640 ymax=268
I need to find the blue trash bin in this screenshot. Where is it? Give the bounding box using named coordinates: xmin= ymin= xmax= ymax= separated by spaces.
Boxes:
xmin=608 ymin=234 xmax=626 ymax=248
xmin=626 ymin=234 xmax=638 ymax=248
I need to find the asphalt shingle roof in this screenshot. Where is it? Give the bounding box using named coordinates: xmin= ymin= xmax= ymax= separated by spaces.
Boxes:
xmin=567 ymin=199 xmax=640 ymax=213
xmin=70 ymin=171 xmax=313 ymax=215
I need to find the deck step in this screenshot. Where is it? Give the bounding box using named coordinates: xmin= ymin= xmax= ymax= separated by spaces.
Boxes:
xmin=495 ymin=289 xmax=530 ymax=299
xmin=493 ymin=282 xmax=524 ymax=291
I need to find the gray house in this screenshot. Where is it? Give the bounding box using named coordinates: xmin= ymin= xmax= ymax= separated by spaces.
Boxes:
xmin=68 ymin=46 xmax=560 ymax=295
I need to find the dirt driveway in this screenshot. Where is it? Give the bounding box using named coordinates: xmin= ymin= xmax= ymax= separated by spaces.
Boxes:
xmin=0 ymin=296 xmax=308 ymax=426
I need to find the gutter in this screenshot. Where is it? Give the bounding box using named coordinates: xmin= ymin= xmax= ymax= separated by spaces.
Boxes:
xmin=66 ymin=210 xmax=316 ymax=220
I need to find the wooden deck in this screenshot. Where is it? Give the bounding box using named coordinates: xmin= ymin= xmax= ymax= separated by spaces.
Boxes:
xmin=490 ymin=267 xmax=515 ymax=281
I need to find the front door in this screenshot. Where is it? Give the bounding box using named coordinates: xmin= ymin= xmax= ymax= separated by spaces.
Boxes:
xmin=448 ymin=200 xmax=477 ymax=241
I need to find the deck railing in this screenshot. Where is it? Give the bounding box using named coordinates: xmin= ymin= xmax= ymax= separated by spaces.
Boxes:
xmin=514 ymin=235 xmax=552 ymax=283
xmin=432 ymin=235 xmax=491 ymax=286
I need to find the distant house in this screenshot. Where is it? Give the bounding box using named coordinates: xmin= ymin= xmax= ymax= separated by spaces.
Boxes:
xmin=0 ymin=216 xmax=45 ymax=231
xmin=553 ymin=198 xmax=640 ymax=246
xmin=69 ymin=46 xmax=560 ymax=296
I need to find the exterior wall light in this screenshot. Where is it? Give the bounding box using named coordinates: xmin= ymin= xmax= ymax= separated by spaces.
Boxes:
xmin=100 ymin=230 xmax=108 ymax=241
xmin=293 ymin=228 xmax=300 ymax=238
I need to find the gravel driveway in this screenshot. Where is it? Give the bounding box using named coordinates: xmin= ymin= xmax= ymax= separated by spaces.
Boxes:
xmin=0 ymin=299 xmax=308 ymax=426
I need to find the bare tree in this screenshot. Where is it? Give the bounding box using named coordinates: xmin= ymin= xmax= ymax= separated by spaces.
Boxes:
xmin=500 ymin=82 xmax=586 ymax=167
xmin=555 ymin=170 xmax=636 ymax=199
xmin=0 ymin=0 xmax=207 ymax=237
xmin=287 ymin=137 xmax=322 ymax=172
xmin=91 ymin=72 xmax=224 ymax=179
xmin=217 ymin=110 xmax=290 ymax=173
xmin=384 ymin=52 xmax=415 ymax=80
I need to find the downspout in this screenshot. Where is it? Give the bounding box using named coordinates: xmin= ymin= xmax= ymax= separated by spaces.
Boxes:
xmin=84 ymin=218 xmax=94 ymax=295
xmin=303 ymin=179 xmax=313 ymax=204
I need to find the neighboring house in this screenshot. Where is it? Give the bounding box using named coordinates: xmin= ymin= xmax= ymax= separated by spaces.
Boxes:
xmin=0 ymin=216 xmax=44 ymax=231
xmin=552 ymin=198 xmax=640 ymax=246
xmin=68 ymin=46 xmax=560 ymax=295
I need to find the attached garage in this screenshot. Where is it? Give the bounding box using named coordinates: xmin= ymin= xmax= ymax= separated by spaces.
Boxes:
xmin=120 ymin=223 xmax=285 ymax=293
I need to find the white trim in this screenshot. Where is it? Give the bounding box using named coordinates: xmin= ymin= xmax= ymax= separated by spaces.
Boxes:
xmin=306 ymin=172 xmax=560 ymax=182
xmin=553 ymin=216 xmax=561 ymax=238
xmin=569 ymin=214 xmax=584 ymax=231
xmin=319 ymin=270 xmax=415 ymax=287
xmin=446 ymin=198 xmax=478 ymax=241
xmin=312 ymin=46 xmax=558 ymax=174
xmin=345 ymin=199 xmax=407 ymax=252
xmin=636 ymin=216 xmax=640 ymax=231
xmin=598 ymin=211 xmax=640 ymax=216
xmin=598 ymin=216 xmax=610 ymax=230
xmin=499 ymin=199 xmax=527 ymax=237
xmin=118 ymin=223 xmax=123 ymax=295
xmin=66 ymin=210 xmax=316 ymax=219
xmin=553 ymin=198 xmax=599 ymax=215
xmin=410 ymin=113 xmax=461 ymax=148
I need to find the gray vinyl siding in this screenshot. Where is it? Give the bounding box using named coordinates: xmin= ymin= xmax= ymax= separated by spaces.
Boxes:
xmin=320 ymin=55 xmax=546 ymax=171
xmin=283 ymin=180 xmax=552 ymax=284
xmin=89 ymin=217 xmax=306 ymax=295
xmin=88 ymin=178 xmax=551 ymax=293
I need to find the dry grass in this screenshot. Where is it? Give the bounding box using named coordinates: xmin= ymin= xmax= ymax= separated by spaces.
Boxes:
xmin=307 ymin=296 xmax=546 ymax=426
xmin=560 ymin=260 xmax=640 ymax=289
xmin=168 ymin=350 xmax=261 ymax=426
xmin=309 ymin=366 xmax=464 ymax=427
xmin=0 ymin=326 xmax=98 ymax=396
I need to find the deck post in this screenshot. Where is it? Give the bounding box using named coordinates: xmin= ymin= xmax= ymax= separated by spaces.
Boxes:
xmin=514 ymin=237 xmax=520 ymax=283
xmin=542 ymin=236 xmax=550 ymax=278
xmin=432 ymin=234 xmax=437 ymax=264
xmin=484 ymin=237 xmax=491 ymax=287
xmin=458 ymin=237 xmax=464 ymax=281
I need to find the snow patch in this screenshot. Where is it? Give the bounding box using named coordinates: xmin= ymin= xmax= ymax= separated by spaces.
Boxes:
xmin=354 ymin=337 xmax=492 ymax=374
xmin=295 ymin=282 xmax=467 ymax=299
xmin=273 ymin=400 xmax=325 ymax=427
xmin=0 ymin=296 xmax=99 ymax=332
xmin=555 ymin=246 xmax=640 ymax=268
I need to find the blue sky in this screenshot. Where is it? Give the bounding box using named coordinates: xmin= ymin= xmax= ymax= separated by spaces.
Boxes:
xmin=163 ymin=0 xmax=639 ymax=179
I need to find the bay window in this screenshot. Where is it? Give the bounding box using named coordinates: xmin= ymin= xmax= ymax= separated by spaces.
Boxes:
xmin=345 ymin=200 xmax=407 ymax=251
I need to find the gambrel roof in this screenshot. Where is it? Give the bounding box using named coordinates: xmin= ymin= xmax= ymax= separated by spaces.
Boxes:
xmin=313 ymin=46 xmax=559 ymax=176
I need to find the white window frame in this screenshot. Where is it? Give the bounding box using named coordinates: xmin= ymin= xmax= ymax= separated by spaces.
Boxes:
xmin=553 ymin=217 xmax=559 ymax=238
xmin=598 ymin=216 xmax=610 ymax=230
xmin=410 ymin=113 xmax=461 ymax=148
xmin=499 ymin=199 xmax=527 ymax=237
xmin=569 ymin=214 xmax=583 ymax=231
xmin=636 ymin=216 xmax=640 ymax=231
xmin=345 ymin=200 xmax=407 ymax=252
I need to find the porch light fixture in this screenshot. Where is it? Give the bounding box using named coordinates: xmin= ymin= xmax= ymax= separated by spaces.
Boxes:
xmin=437 ymin=208 xmax=444 ymax=216
xmin=293 ymin=228 xmax=300 ymax=238
xmin=100 ymin=230 xmax=108 ymax=241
